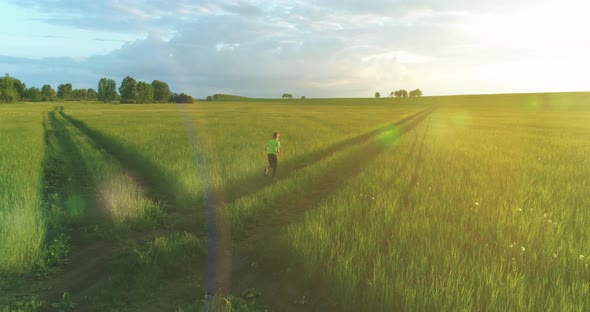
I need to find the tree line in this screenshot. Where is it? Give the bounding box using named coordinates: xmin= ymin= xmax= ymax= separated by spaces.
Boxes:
xmin=0 ymin=73 xmax=194 ymax=104
xmin=375 ymin=89 xmax=423 ymax=98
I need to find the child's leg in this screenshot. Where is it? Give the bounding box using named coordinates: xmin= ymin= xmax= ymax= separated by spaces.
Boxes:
xmin=271 ymin=155 xmax=278 ymax=177
xmin=265 ymin=154 xmax=273 ymax=176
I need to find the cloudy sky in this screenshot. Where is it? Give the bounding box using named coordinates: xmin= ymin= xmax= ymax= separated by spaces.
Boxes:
xmin=1 ymin=0 xmax=588 ymax=98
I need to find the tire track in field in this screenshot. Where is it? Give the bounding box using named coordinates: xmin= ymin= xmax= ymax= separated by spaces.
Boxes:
xmin=59 ymin=106 xmax=233 ymax=305
xmin=58 ymin=107 xmax=198 ymax=217
xmin=230 ymin=106 xmax=438 ymax=311
xmin=42 ymin=105 xmax=435 ymax=310
xmin=401 ymin=113 xmax=433 ymax=209
xmin=59 ymin=105 xmax=436 ymax=297
xmin=204 ymin=108 xmax=437 ymax=298
xmin=11 ymin=108 xmax=118 ymax=309
xmin=31 ymin=108 xmax=196 ymax=310
xmin=223 ymin=105 xmax=439 ymax=206
xmin=241 ymin=105 xmax=437 ymax=233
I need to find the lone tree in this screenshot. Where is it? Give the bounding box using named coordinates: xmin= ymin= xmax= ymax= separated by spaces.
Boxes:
xmin=86 ymin=88 xmax=97 ymax=101
xmin=119 ymin=76 xmax=137 ymax=103
xmin=25 ymin=87 xmax=42 ymax=102
xmin=41 ymin=85 xmax=57 ymax=101
xmin=151 ymin=80 xmax=171 ymax=103
xmin=13 ymin=78 xmax=26 ymax=101
xmin=0 ymin=74 xmax=18 ymax=103
xmin=375 ymin=92 xmax=381 ymax=98
xmin=97 ymin=78 xmax=117 ymax=102
xmin=409 ymin=89 xmax=423 ymax=97
xmin=394 ymin=89 xmax=408 ymax=98
xmin=57 ymin=83 xmax=73 ymax=100
xmin=136 ymin=81 xmax=154 ymax=103
xmin=282 ymin=93 xmax=293 ymax=99
xmin=173 ymin=93 xmax=194 ymax=103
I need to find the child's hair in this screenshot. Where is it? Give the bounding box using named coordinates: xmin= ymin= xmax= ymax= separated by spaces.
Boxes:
xmin=273 ymin=131 xmax=280 ymax=139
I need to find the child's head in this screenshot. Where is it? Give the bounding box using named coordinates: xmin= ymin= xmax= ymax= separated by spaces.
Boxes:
xmin=273 ymin=131 xmax=280 ymax=139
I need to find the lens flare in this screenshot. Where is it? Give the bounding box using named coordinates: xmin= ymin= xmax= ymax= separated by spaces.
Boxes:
xmin=376 ymin=125 xmax=401 ymax=147
xmin=452 ymin=111 xmax=471 ymax=129
xmin=524 ymin=97 xmax=540 ymax=112
xmin=97 ymin=171 xmax=159 ymax=225
xmin=64 ymin=194 xmax=85 ymax=217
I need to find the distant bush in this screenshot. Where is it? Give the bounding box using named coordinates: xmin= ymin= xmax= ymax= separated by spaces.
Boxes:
xmin=210 ymin=94 xmax=251 ymax=101
xmin=173 ymin=93 xmax=194 ymax=103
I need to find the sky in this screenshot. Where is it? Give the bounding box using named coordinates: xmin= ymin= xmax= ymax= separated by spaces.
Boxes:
xmin=0 ymin=0 xmax=589 ymax=98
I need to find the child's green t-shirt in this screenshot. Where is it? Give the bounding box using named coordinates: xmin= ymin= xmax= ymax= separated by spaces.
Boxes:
xmin=267 ymin=139 xmax=280 ymax=154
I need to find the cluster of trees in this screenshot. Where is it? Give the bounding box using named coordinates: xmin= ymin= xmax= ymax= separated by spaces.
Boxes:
xmin=0 ymin=74 xmax=101 ymax=103
xmin=282 ymin=93 xmax=308 ymax=99
xmin=56 ymin=83 xmax=98 ymax=101
xmin=375 ymin=89 xmax=423 ymax=98
xmin=0 ymin=73 xmax=194 ymax=104
xmin=116 ymin=76 xmax=191 ymax=103
xmin=172 ymin=93 xmax=195 ymax=103
xmin=1 ymin=74 xmax=31 ymax=102
xmin=280 ymin=93 xmax=306 ymax=99
xmin=408 ymin=89 xmax=423 ymax=97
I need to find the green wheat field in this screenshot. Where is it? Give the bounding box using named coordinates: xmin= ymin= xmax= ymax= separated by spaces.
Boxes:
xmin=1 ymin=93 xmax=590 ymax=311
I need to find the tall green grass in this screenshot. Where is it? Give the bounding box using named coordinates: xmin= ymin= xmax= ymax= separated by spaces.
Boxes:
xmin=4 ymin=93 xmax=588 ymax=309
xmin=286 ymin=93 xmax=590 ymax=310
xmin=51 ymin=109 xmax=162 ymax=227
xmin=0 ymin=105 xmax=46 ymax=273
xmin=63 ymin=101 xmax=419 ymax=210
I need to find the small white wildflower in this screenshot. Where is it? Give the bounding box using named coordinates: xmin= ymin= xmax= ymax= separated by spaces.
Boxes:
xmin=553 ymin=253 xmax=558 ymax=258
xmin=521 ymin=246 xmax=526 ymax=252
xmin=475 ymin=202 xmax=479 ymax=206
xmin=371 ymin=197 xmax=375 ymax=200
xmin=580 ymin=255 xmax=585 ymax=260
xmin=509 ymin=243 xmax=514 ymax=248
xmin=518 ymin=208 xmax=522 ymax=212
xmin=543 ymin=213 xmax=548 ymax=218
xmin=530 ymin=208 xmax=534 ymax=211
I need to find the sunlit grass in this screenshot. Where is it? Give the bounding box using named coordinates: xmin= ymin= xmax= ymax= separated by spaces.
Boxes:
xmin=286 ymin=94 xmax=590 ymax=310
xmin=2 ymin=93 xmax=589 ymax=310
xmin=62 ymin=94 xmax=590 ymax=310
xmin=52 ymin=111 xmax=163 ymax=227
xmin=0 ymin=105 xmax=46 ymax=274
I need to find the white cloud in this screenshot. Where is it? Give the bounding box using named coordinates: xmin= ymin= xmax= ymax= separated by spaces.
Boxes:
xmin=2 ymin=0 xmax=589 ymax=97
xmin=215 ymin=42 xmax=241 ymax=51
